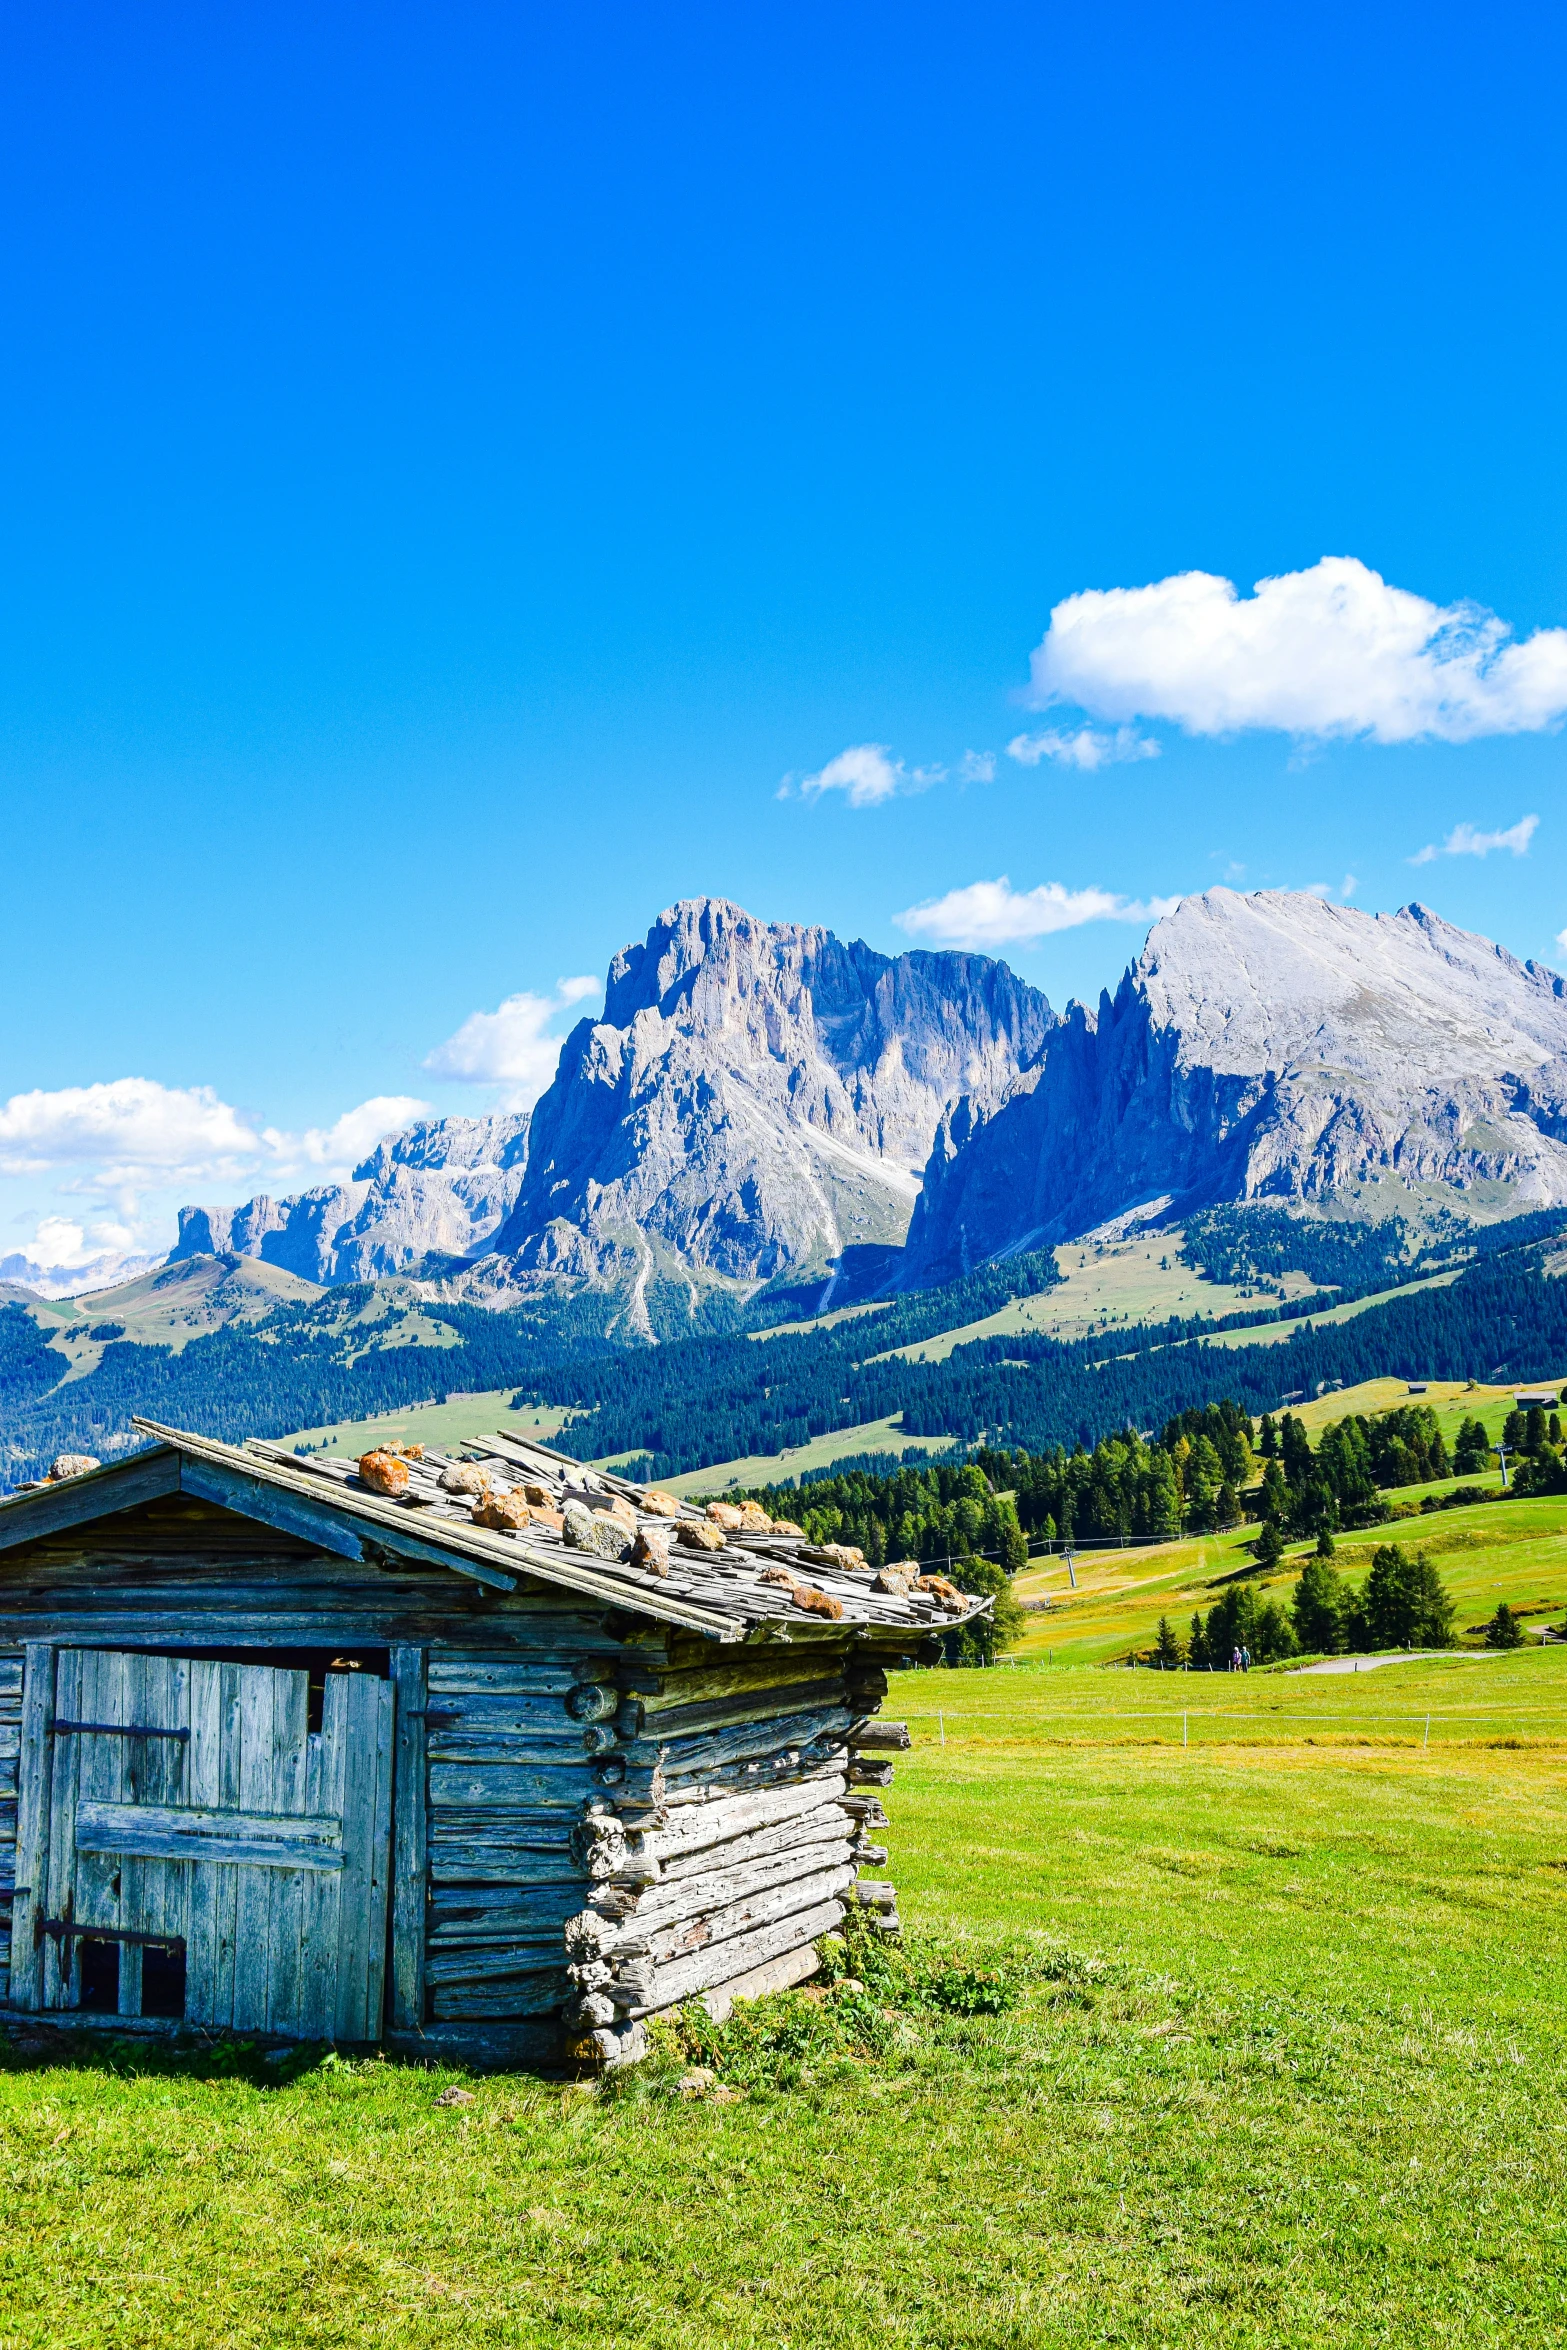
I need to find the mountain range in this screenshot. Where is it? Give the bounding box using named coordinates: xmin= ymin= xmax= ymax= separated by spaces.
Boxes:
xmin=169 ymin=888 xmax=1567 ymax=1312
xmin=8 ymin=883 xmax=1567 ymax=1483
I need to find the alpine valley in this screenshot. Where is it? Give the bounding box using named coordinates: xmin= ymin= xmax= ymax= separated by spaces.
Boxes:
xmin=8 ymin=887 xmax=1567 ymax=1485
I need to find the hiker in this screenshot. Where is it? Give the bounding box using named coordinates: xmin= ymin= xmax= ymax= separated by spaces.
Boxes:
xmin=1230 ymin=1645 xmax=1242 ymax=1672
xmin=1240 ymin=1644 xmax=1251 ymax=1673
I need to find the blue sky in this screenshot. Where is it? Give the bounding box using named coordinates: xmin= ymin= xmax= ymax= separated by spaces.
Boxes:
xmin=2 ymin=1 xmax=1565 ymax=1279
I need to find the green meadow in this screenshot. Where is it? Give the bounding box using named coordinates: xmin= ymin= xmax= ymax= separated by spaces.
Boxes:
xmin=0 ymin=1652 xmax=1561 ymax=2347
xmin=1013 ymin=1485 xmax=1567 ymax=1665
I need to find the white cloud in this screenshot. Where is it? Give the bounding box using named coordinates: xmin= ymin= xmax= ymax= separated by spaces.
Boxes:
xmin=1410 ymin=813 xmax=1538 ymax=865
xmin=959 ymin=750 xmax=996 ymax=783
xmin=423 ymin=977 xmax=601 ymax=1100
xmin=0 ymin=1078 xmax=262 ymax=1183
xmin=1006 ymin=725 xmax=1161 ymax=771
xmin=895 ymin=876 xmax=1181 ymax=950
xmin=288 ymin=1097 xmax=433 ymax=1173
xmin=1027 ymin=557 xmax=1567 ymax=744
xmin=790 ymin=744 xmax=913 ymax=806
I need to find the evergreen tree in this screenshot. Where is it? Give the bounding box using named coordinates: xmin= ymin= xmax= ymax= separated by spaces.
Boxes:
xmin=1503 ymin=1409 xmax=1527 ymax=1450
xmin=1259 ymin=1460 xmax=1289 ymax=1524
xmin=941 ymin=1554 xmax=1026 ymax=1665
xmin=1292 ymin=1554 xmax=1344 ymax=1653
xmin=1525 ymin=1406 xmax=1548 ymax=1456
xmin=1452 ymin=1416 xmax=1492 ymax=1476
xmin=1215 ymin=1479 xmax=1240 ymax=1529
xmin=1253 ymin=1519 xmax=1286 ymax=1570
xmin=1315 ymin=1527 xmax=1336 ymax=1558
xmin=1258 ymin=1413 xmax=1279 ymax=1460
xmin=1281 ymin=1413 xmax=1314 ymax=1486
xmin=1188 ymin=1611 xmax=1211 ymax=1670
xmin=1358 ymin=1544 xmax=1455 ymax=1650
xmin=1484 ymin=1601 xmax=1523 ymax=1649
xmin=1150 ymin=1615 xmax=1184 ymax=1668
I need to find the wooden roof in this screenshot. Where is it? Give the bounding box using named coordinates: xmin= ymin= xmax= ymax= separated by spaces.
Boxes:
xmin=0 ymin=1418 xmax=988 ymax=1649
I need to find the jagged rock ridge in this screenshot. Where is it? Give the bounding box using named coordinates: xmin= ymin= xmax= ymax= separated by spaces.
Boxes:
xmin=173 ymin=1110 xmax=532 ymax=1284
xmin=905 ymin=889 xmax=1567 ymax=1282
xmin=486 ymin=898 xmax=1054 ymax=1306
xmin=176 ymin=899 xmax=1054 ymax=1301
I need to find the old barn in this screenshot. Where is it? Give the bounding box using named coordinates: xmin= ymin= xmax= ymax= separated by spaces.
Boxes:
xmin=0 ymin=1419 xmax=982 ymax=2065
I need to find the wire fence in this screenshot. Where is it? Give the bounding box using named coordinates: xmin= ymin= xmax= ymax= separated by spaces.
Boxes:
xmin=887 ymin=1697 xmax=1565 ymax=1748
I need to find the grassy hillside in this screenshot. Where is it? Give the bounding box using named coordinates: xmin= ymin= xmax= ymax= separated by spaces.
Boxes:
xmin=281 ymin=1392 xmax=571 ymax=1459
xmin=1011 ymin=1487 xmax=1567 ymax=1664
xmin=0 ymin=1650 xmax=1559 ymax=2345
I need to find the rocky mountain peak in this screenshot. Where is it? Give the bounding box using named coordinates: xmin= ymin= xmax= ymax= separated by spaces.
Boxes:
xmin=903 ymin=887 xmax=1567 ymax=1283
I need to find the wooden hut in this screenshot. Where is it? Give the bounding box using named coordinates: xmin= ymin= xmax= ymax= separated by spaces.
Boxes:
xmin=0 ymin=1418 xmax=985 ymax=2066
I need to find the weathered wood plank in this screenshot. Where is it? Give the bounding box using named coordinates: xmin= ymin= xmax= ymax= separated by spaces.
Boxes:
xmin=333 ymin=1673 xmax=394 ymax=2042
xmin=8 ymin=1643 xmax=56 ymax=2011
xmin=295 ymin=1722 xmax=331 ymax=2037
xmin=231 ymin=1665 xmax=280 ymax=2031
xmin=388 ymin=1645 xmax=428 ymax=2033
xmin=73 ymin=1800 xmax=345 ymax=1870
xmin=428 ymin=1761 xmax=604 ymax=1808
xmin=627 ymin=1675 xmax=847 ymax=1742
xmin=425 ymin=1939 xmax=569 ymax=1986
xmin=700 ymin=1937 xmax=822 ymax=2021
xmin=429 ymin=1720 xmax=601 ymax=1757
xmin=637 ymin=1770 xmax=850 ymax=1869
xmin=363 ymin=1676 xmax=395 ymax=2040
xmin=635 ymin=1652 xmax=853 ymax=1715
xmin=427 ymin=1660 xmax=620 ymax=1696
xmin=428 ymin=1884 xmax=587 ymax=1940
xmin=623 ymin=1896 xmax=846 ymax=2016
xmin=184 ymin=1661 xmax=224 ymax=2026
xmin=618 ymin=1703 xmax=853 ymax=1779
xmin=630 ymin=1831 xmax=852 ymax=1934
xmin=42 ymin=1651 xmax=84 ymax=2009
xmin=429 ymin=1969 xmax=569 ymax=2020
xmin=654 ymin=1800 xmax=849 ymax=1885
xmin=640 ymin=1858 xmax=857 ymax=1966
xmin=264 ymin=1665 xmax=312 ymax=2034
xmin=0 ymin=1451 xmax=182 ymax=1553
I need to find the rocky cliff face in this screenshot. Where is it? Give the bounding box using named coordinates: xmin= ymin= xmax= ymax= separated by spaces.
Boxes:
xmin=486 ymin=897 xmax=1054 ymax=1302
xmin=172 ymin=1110 xmax=532 ymax=1284
xmin=904 ymin=890 xmax=1567 ymax=1281
xmin=174 ymin=899 xmax=1053 ymax=1300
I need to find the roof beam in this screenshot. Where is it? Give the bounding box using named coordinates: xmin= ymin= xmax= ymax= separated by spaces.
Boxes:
xmin=0 ymin=1449 xmax=182 ymax=1554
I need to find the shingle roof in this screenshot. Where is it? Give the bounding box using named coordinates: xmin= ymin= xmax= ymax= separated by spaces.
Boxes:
xmin=0 ymin=1416 xmax=988 ymax=1648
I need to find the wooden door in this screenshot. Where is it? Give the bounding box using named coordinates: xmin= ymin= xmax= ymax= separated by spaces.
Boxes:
xmin=10 ymin=1650 xmax=394 ymax=2040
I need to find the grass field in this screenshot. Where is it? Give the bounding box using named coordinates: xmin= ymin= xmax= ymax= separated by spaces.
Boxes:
xmin=286 ymin=1394 xmax=571 ymax=1459
xmin=1012 ymin=1490 xmax=1567 ymax=1664
xmin=0 ymin=1653 xmax=1560 ymax=2346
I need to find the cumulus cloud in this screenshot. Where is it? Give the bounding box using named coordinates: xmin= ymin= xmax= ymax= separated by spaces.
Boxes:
xmin=0 ymin=1074 xmax=447 ymax=1227
xmin=282 ymin=1097 xmax=433 ymax=1173
xmin=1409 ymin=814 xmax=1539 ymax=865
xmin=784 ymin=744 xmax=909 ymax=806
xmin=959 ymin=749 xmax=996 ymax=784
xmin=1026 ymin=557 xmax=1567 ymax=744
xmin=895 ymin=877 xmax=1181 ymax=950
xmin=0 ymin=1078 xmax=263 ymax=1184
xmin=1006 ymin=725 xmax=1160 ymax=771
xmin=423 ymin=976 xmax=600 ymax=1100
